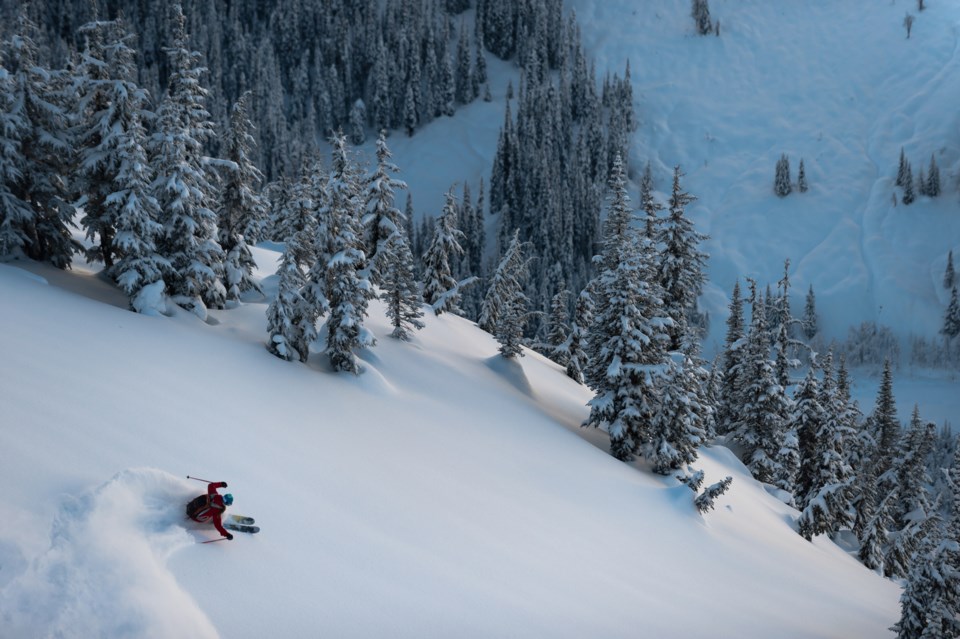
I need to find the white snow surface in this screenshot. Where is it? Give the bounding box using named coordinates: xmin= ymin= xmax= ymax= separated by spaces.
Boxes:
xmin=4 ymin=0 xmax=960 ymax=635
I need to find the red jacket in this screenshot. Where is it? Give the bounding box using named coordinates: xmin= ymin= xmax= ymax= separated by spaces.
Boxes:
xmin=190 ymin=481 xmax=230 ymax=538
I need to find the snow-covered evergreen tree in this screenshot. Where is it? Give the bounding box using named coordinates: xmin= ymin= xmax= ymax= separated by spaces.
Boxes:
xmin=802 ymin=284 xmax=818 ymax=339
xmin=944 ymin=250 xmax=955 ymax=291
xmin=774 ymin=154 xmax=792 ymax=197
xmin=564 ymin=287 xmax=593 ymax=384
xmin=481 ymin=230 xmax=531 ymax=359
xmin=647 ymin=354 xmax=710 ymax=474
xmin=897 ymin=147 xmax=909 ymax=188
xmin=380 ymin=230 xmax=424 ymax=341
xmin=584 ymin=155 xmax=671 ymax=461
xmin=691 ymin=0 xmax=713 ymax=36
xmin=942 ymin=286 xmax=960 ymax=339
xmin=715 ymin=280 xmax=746 ymax=435
xmin=696 ymin=477 xmax=733 ymax=513
xmin=218 ymin=91 xmax=266 ymax=302
xmin=364 ymin=130 xmax=407 ymax=285
xmin=892 ymin=524 xmax=960 ymax=639
xmin=422 ymin=187 xmax=468 ymax=316
xmin=902 ymin=160 xmax=916 ymax=205
xmin=545 ymin=289 xmax=571 ymax=367
xmin=873 ymin=358 xmax=902 ymax=481
xmin=797 ymin=158 xmax=808 ymax=193
xmin=925 ymin=153 xmax=941 ymax=198
xmin=322 ymin=133 xmax=376 ymax=374
xmin=657 ymin=165 xmax=709 ymax=351
xmin=1 ymin=8 xmax=77 ymax=268
xmin=733 ymin=281 xmax=792 ymax=484
xmin=639 ymin=162 xmax=662 ymax=240
xmin=266 ymin=233 xmax=309 ymax=362
xmin=149 ymin=4 xmax=225 ymax=317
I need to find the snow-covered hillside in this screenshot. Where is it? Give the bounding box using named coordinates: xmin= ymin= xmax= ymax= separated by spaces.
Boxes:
xmin=0 ymin=249 xmax=899 ymax=638
xmin=3 ymin=0 xmax=959 ymax=636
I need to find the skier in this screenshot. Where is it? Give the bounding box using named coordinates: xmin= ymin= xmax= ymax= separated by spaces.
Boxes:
xmin=186 ymin=481 xmax=234 ymax=540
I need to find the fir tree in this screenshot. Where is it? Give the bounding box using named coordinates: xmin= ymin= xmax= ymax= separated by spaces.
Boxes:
xmin=322 ymin=133 xmax=376 ymax=374
xmin=691 ymin=0 xmax=713 ymax=36
xmin=545 ymin=289 xmax=571 ymax=367
xmin=892 ymin=532 xmax=960 ymax=639
xmin=380 ymin=231 xmax=424 ymax=341
xmin=897 ymin=148 xmax=910 ymax=188
xmin=266 ymin=233 xmax=309 ymax=362
xmin=696 ymin=477 xmax=733 ymax=513
xmin=925 ymin=154 xmax=940 ymax=197
xmin=943 ymin=286 xmax=960 ymax=339
xmin=218 ymin=91 xmax=266 ymax=302
xmin=802 ymin=284 xmax=818 ymax=339
xmin=1 ymin=8 xmax=77 ymax=268
xmin=774 ymin=154 xmax=792 ymax=197
xmin=657 ymin=166 xmax=708 ymax=351
xmin=902 ymin=160 xmax=916 ymax=205
xmin=647 ymin=354 xmax=710 ymax=474
xmin=564 ymin=287 xmax=592 ymax=384
xmin=639 ymin=162 xmax=662 ymax=240
xmin=715 ymin=279 xmax=746 ymax=435
xmin=733 ymin=280 xmax=792 ymax=484
xmin=792 ymin=368 xmax=825 ymax=509
xmin=422 ymin=187 xmax=467 ymax=315
xmin=873 ymin=358 xmax=902 ymax=481
xmin=149 ymin=4 xmax=225 ymax=317
xmin=364 ymin=130 xmax=407 ymax=285
xmin=944 ymin=250 xmax=955 ymax=291
xmin=584 ymin=155 xmax=670 ymax=461
xmin=483 ymin=230 xmax=531 ymax=358
xmin=797 ymin=158 xmax=808 ymax=193
xmin=859 ymin=494 xmax=892 ymax=572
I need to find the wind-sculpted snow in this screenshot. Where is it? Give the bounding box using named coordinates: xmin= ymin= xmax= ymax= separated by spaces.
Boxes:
xmin=0 ymin=469 xmax=217 ymax=639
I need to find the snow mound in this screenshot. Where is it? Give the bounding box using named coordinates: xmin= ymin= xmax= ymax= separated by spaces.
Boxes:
xmin=0 ymin=469 xmax=217 ymax=639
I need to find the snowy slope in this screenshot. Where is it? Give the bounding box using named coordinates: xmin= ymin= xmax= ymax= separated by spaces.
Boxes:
xmin=574 ymin=0 xmax=960 ymax=343
xmin=0 ymin=251 xmax=899 ymax=638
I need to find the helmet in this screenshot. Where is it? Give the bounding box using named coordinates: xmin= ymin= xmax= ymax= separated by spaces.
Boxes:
xmin=223 ymin=494 xmax=234 ymax=506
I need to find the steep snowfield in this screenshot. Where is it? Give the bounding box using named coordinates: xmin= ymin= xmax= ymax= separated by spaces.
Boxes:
xmin=0 ymin=252 xmax=899 ymax=638
xmin=574 ymin=0 xmax=960 ymax=344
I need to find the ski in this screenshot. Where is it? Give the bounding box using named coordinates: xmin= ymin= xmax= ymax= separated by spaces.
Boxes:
xmin=228 ymin=514 xmax=255 ymax=526
xmin=224 ymin=522 xmax=260 ymax=534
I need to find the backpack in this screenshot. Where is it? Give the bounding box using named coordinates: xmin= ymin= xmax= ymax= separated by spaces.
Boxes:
xmin=186 ymin=494 xmax=219 ymax=521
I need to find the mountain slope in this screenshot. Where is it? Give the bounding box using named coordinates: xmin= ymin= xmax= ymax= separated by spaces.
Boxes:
xmin=0 ymin=249 xmax=898 ymax=638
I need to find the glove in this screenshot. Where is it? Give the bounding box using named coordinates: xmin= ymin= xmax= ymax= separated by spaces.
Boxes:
xmin=221 ymin=482 xmax=228 ymax=488
xmin=226 ymin=533 xmax=234 ymax=541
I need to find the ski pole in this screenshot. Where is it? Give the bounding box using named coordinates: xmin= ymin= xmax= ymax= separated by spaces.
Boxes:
xmin=201 ymin=537 xmax=229 ymax=544
xmin=187 ymin=475 xmax=215 ymax=483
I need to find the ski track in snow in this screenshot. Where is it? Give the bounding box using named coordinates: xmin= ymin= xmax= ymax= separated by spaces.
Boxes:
xmin=0 ymin=469 xmax=218 ymax=639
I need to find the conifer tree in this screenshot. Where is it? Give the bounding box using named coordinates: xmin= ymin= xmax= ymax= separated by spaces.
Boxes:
xmin=266 ymin=233 xmax=309 ymax=362
xmin=657 ymin=166 xmax=709 ymax=351
xmin=715 ymin=280 xmax=747 ymax=436
xmin=364 ymin=130 xmax=407 ymax=285
xmin=774 ymin=154 xmax=792 ymax=197
xmin=897 ymin=147 xmax=909 ymax=188
xmin=892 ymin=531 xmax=960 ymax=639
xmin=322 ymin=133 xmax=376 ymax=374
xmin=902 ymin=161 xmax=916 ymax=205
xmin=873 ymin=358 xmax=902 ymax=481
xmin=733 ymin=280 xmax=792 ymax=484
xmin=584 ymin=155 xmax=670 ymax=460
xmin=891 ymin=407 xmax=934 ymax=530
xmin=797 ymin=158 xmax=808 ymax=193
xmin=482 ymin=230 xmax=531 ymax=359
xmin=944 ymin=250 xmax=955 ymax=290
xmin=647 ymin=354 xmax=709 ymax=474
xmin=1 ymin=8 xmax=77 ymax=268
xmin=109 ymin=106 xmax=168 ymax=314
xmin=802 ymin=284 xmax=818 ymax=339
xmin=545 ymin=289 xmax=571 ymax=367
xmin=422 ymin=188 xmax=467 ymax=315
xmin=925 ymin=154 xmax=940 ymax=197
xmin=858 ymin=493 xmax=891 ymax=572
xmin=639 ymin=162 xmax=662 ymax=240
xmin=380 ymin=231 xmax=424 ymax=341
xmin=564 ymin=288 xmax=592 ymax=384
xmin=792 ymin=368 xmax=825 ymax=509
xmin=943 ymin=286 xmax=960 ymax=339
xmin=218 ymin=91 xmax=266 ymax=302
xmin=691 ymin=0 xmax=713 ymax=36
xmin=696 ymin=477 xmax=733 ymax=513
xmin=149 ymin=4 xmax=225 ymax=316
